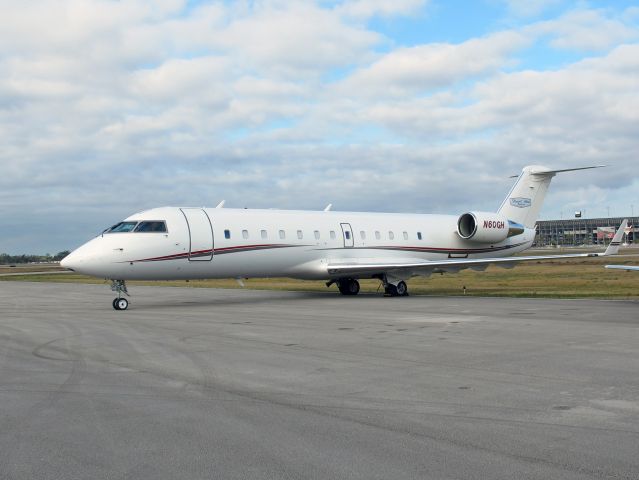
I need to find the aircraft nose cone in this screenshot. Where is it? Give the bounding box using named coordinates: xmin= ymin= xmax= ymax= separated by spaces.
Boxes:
xmin=60 ymin=252 xmax=77 ymax=271
xmin=59 ymin=237 xmax=115 ymax=276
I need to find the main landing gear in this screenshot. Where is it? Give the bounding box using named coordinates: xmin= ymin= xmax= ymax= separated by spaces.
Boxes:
xmin=378 ymin=274 xmax=409 ymax=297
xmin=111 ymin=279 xmax=129 ymax=310
xmin=338 ymin=278 xmax=360 ymax=296
xmin=326 ymin=278 xmax=360 ymax=296
xmin=384 ymin=280 xmax=408 ymax=297
xmin=327 ymin=276 xmax=409 ymax=297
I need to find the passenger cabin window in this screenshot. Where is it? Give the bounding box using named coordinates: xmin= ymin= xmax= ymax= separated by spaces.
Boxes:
xmin=389 ymin=231 xmax=395 ymax=240
xmin=279 ymin=230 xmax=286 ymax=239
xmin=375 ymin=231 xmax=381 ymax=240
xmin=107 ymin=221 xmax=138 ymax=233
xmin=261 ymin=230 xmax=268 ymax=239
xmin=330 ymin=231 xmax=336 ymax=240
xmin=314 ymin=230 xmax=320 ymax=240
xmin=417 ymin=232 xmax=423 ymax=240
xmin=224 ymin=229 xmax=231 ymax=239
xmin=134 ymin=221 xmax=167 ymax=233
xmin=360 ymin=231 xmax=366 ymax=240
xmin=297 ymin=230 xmax=303 ymax=239
xmin=242 ymin=229 xmax=249 ymax=239
xmin=403 ymin=231 xmax=408 ymax=240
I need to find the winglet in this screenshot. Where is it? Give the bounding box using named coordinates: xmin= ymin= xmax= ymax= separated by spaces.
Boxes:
xmin=603 ymin=219 xmax=628 ymax=256
xmin=215 ymin=200 xmax=225 ymax=209
xmin=324 ymin=204 xmax=332 ymax=212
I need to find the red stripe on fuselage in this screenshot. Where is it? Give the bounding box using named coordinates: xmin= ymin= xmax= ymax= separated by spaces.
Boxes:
xmin=130 ymin=244 xmax=296 ymax=263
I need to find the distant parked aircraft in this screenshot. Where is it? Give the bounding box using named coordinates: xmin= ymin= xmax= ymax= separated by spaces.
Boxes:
xmin=605 ymin=265 xmax=639 ymax=272
xmin=61 ymin=165 xmax=627 ymax=310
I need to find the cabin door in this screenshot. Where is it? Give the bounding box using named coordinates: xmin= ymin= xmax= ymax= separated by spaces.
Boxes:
xmin=180 ymin=208 xmax=214 ymax=261
xmin=340 ymin=223 xmax=354 ymax=248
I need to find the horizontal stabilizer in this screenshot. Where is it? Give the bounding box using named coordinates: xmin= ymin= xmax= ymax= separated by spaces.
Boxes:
xmin=530 ymin=165 xmax=606 ymax=176
xmin=509 ymin=165 xmax=606 ymax=178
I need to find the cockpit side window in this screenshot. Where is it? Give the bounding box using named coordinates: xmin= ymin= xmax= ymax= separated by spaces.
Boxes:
xmin=134 ymin=221 xmax=168 ymax=233
xmin=106 ymin=221 xmax=138 ymax=233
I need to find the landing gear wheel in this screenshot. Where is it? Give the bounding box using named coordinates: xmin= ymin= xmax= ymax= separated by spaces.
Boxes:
xmin=338 ymin=278 xmax=360 ymax=296
xmin=110 ymin=280 xmax=130 ymax=310
xmin=385 ymin=281 xmax=409 ymax=297
xmin=113 ymin=298 xmax=129 ymax=310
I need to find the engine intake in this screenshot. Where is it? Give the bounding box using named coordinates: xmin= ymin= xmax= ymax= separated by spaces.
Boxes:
xmin=457 ymin=212 xmax=522 ymax=243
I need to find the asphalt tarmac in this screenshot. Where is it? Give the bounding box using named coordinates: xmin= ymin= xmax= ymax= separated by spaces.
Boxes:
xmin=1 ymin=282 xmax=638 ymax=480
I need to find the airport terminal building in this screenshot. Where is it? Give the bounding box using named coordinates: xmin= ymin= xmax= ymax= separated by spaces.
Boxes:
xmin=535 ymin=216 xmax=638 ymax=246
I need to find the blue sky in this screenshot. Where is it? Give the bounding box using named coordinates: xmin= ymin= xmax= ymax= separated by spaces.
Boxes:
xmin=0 ymin=0 xmax=637 ymax=253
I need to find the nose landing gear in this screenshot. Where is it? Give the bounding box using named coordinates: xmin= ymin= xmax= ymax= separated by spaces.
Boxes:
xmin=112 ymin=297 xmax=129 ymax=310
xmin=111 ymin=279 xmax=129 ymax=310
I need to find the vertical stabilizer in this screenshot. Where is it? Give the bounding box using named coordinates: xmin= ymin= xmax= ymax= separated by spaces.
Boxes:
xmin=497 ymin=166 xmax=555 ymax=228
xmin=497 ymin=165 xmax=605 ymax=228
xmin=603 ymin=219 xmax=628 ymax=256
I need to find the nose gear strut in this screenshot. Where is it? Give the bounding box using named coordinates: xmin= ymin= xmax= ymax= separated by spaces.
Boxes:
xmin=111 ymin=279 xmax=130 ymax=310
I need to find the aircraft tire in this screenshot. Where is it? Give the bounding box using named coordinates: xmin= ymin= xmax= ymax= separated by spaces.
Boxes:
xmin=114 ymin=298 xmax=128 ymax=310
xmin=385 ymin=281 xmax=408 ymax=297
xmin=347 ymin=279 xmax=360 ymax=295
xmin=113 ymin=298 xmax=120 ymax=310
xmin=338 ymin=278 xmax=360 ymax=296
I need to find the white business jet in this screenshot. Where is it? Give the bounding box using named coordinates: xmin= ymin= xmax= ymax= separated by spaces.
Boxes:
xmin=61 ymin=165 xmax=627 ymax=310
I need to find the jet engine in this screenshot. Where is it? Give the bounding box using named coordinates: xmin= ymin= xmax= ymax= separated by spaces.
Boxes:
xmin=457 ymin=212 xmax=519 ymax=243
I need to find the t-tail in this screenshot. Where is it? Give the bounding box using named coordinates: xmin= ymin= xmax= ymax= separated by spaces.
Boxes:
xmin=497 ymin=165 xmax=605 ymax=228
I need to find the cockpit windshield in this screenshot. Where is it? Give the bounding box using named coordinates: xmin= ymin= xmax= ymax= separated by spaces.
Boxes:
xmin=134 ymin=221 xmax=167 ymax=232
xmin=107 ymin=222 xmax=138 ymax=233
xmin=105 ymin=220 xmax=167 ymax=233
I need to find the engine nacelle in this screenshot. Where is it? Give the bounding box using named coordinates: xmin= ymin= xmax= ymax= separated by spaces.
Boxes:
xmin=457 ymin=212 xmax=513 ymax=243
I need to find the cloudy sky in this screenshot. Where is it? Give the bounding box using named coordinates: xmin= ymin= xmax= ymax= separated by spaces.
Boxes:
xmin=1 ymin=0 xmax=638 ymax=253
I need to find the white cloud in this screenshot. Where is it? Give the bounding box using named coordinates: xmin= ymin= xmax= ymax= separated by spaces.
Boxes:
xmin=217 ymin=2 xmax=379 ymax=76
xmin=336 ymin=31 xmax=530 ymax=97
xmin=355 ymin=43 xmax=639 ymax=146
xmin=532 ymin=9 xmax=638 ymax=51
xmin=129 ymin=56 xmax=230 ymax=102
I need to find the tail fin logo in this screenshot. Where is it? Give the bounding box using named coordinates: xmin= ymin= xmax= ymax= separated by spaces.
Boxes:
xmin=510 ymin=197 xmax=532 ymax=208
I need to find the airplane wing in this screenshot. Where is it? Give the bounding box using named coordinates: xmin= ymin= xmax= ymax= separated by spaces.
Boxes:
xmin=605 ymin=265 xmax=639 ymax=272
xmin=327 ymin=219 xmax=628 ymax=277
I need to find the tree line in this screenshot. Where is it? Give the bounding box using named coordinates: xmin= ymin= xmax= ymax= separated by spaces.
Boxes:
xmin=0 ymin=251 xmax=70 ymax=264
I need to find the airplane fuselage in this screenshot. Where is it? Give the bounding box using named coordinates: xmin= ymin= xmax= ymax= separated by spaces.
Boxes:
xmin=66 ymin=206 xmax=535 ymax=281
